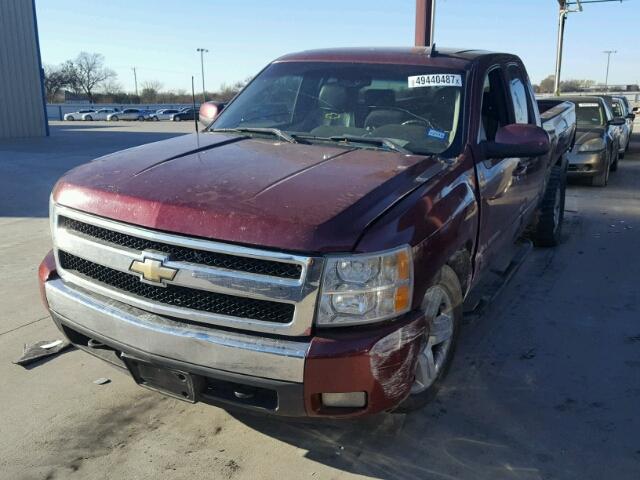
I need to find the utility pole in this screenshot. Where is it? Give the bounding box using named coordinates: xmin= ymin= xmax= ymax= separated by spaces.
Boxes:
xmin=553 ymin=0 xmax=625 ymax=96
xmin=603 ymin=50 xmax=617 ymax=90
xmin=415 ymin=0 xmax=436 ymax=47
xmin=196 ymin=48 xmax=209 ymax=102
xmin=132 ymin=67 xmax=138 ymax=97
xmin=553 ymin=1 xmax=569 ymax=96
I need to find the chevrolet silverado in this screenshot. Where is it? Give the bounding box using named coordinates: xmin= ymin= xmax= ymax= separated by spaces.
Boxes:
xmin=39 ymin=47 xmax=576 ymax=417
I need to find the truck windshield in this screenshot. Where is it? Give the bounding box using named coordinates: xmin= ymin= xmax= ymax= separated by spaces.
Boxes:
xmin=575 ymin=103 xmax=604 ymax=127
xmin=211 ymin=62 xmax=465 ymax=156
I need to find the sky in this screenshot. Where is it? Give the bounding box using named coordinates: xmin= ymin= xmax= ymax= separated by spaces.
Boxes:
xmin=36 ymin=0 xmax=640 ymax=94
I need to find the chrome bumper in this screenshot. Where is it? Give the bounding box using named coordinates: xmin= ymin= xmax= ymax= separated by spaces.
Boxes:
xmin=45 ymin=279 xmax=309 ymax=383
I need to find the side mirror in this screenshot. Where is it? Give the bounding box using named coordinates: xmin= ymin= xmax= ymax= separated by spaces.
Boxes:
xmin=480 ymin=124 xmax=550 ymax=159
xmin=199 ymin=101 xmax=225 ymax=126
xmin=608 ymin=117 xmax=626 ymax=126
xmin=626 ymin=113 xmax=636 ymax=120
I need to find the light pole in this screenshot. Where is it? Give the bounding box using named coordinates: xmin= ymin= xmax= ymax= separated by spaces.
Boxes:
xmin=196 ymin=48 xmax=209 ymax=102
xmin=132 ymin=66 xmax=138 ymax=97
xmin=553 ymin=0 xmax=625 ymax=96
xmin=603 ymin=50 xmax=617 ymax=90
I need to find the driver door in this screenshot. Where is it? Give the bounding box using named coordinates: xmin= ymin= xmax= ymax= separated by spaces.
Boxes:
xmin=474 ymin=66 xmax=528 ymax=273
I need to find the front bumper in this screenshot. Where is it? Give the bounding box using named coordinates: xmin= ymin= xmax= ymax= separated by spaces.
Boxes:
xmin=567 ymin=150 xmax=607 ymax=177
xmin=40 ymin=254 xmax=425 ymax=418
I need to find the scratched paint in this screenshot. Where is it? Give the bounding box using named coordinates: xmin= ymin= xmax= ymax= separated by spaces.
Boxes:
xmin=369 ymin=320 xmax=425 ymax=401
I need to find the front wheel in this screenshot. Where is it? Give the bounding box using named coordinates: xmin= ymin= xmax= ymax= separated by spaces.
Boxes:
xmin=396 ymin=265 xmax=462 ymax=413
xmin=591 ymin=156 xmax=610 ymax=187
xmin=532 ymin=165 xmax=566 ymax=247
xmin=84 ymin=115 xmax=92 ymax=121
xmin=110 ymin=116 xmax=119 ymax=121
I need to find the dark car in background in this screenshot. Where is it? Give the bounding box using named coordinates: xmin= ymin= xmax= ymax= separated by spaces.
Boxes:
xmin=561 ymin=96 xmax=624 ymax=186
xmin=171 ymin=107 xmax=198 ymax=121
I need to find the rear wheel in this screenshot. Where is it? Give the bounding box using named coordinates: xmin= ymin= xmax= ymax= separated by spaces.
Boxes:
xmin=137 ymin=116 xmax=145 ymax=121
xmin=84 ymin=115 xmax=93 ymax=121
xmin=396 ymin=265 xmax=462 ymax=412
xmin=533 ymin=165 xmax=566 ymax=247
xmin=110 ymin=115 xmax=119 ymax=121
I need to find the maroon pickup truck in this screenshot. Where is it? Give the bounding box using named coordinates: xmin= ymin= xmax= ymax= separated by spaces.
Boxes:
xmin=39 ymin=47 xmax=576 ymax=417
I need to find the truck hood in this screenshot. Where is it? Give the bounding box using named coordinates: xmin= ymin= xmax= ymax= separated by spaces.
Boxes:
xmin=53 ymin=133 xmax=445 ymax=253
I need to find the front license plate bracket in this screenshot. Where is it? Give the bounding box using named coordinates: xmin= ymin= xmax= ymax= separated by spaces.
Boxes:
xmin=122 ymin=354 xmax=200 ymax=403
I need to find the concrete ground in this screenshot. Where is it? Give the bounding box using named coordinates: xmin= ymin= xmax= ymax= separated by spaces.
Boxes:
xmin=1 ymin=120 xmax=638 ymax=480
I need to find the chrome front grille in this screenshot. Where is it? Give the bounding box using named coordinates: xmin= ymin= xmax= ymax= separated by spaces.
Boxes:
xmin=51 ymin=204 xmax=323 ymax=336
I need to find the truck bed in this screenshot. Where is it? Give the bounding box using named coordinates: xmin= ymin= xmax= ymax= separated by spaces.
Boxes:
xmin=538 ymin=99 xmax=577 ymax=161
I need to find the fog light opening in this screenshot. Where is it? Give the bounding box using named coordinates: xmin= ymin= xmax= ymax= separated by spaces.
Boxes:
xmin=321 ymin=392 xmax=367 ymax=408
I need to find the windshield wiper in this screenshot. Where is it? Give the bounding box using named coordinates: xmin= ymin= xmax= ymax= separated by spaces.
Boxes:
xmin=320 ymin=134 xmax=411 ymax=154
xmin=210 ymin=127 xmax=298 ymax=144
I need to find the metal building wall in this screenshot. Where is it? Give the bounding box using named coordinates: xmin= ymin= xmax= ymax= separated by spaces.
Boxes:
xmin=0 ymin=0 xmax=48 ymax=138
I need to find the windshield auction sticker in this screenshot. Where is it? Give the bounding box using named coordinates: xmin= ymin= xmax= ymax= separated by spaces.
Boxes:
xmin=578 ymin=103 xmax=599 ymax=108
xmin=408 ymin=74 xmax=462 ymax=88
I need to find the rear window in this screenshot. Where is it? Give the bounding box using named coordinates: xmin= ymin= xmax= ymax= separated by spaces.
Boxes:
xmin=212 ymin=61 xmax=466 ymax=156
xmin=575 ymin=102 xmax=604 ymax=126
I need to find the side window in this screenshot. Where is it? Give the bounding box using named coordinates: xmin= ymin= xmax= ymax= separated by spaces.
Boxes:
xmin=479 ymin=68 xmax=510 ymax=142
xmin=507 ymin=66 xmax=530 ymax=124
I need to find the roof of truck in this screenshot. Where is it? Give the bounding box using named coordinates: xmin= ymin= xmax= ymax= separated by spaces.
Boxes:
xmin=275 ymin=47 xmax=500 ymax=68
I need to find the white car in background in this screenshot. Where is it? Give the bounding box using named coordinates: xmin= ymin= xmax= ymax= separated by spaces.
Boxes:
xmin=81 ymin=108 xmax=120 ymax=121
xmin=148 ymin=108 xmax=180 ymax=121
xmin=106 ymin=108 xmax=147 ymax=121
xmin=63 ymin=109 xmax=95 ymax=121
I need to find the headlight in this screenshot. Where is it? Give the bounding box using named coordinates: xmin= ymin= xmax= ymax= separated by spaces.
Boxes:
xmin=316 ymin=246 xmax=413 ymax=327
xmin=578 ymin=138 xmax=606 ymax=153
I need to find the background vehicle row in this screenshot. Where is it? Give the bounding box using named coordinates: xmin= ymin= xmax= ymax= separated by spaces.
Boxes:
xmin=63 ymin=106 xmax=198 ymax=121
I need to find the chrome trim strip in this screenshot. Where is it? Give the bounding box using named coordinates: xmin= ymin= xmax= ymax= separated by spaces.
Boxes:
xmin=46 ymin=279 xmax=308 ymax=382
xmin=52 ymin=204 xmax=323 ymax=337
xmin=54 ymin=204 xmax=309 ymax=270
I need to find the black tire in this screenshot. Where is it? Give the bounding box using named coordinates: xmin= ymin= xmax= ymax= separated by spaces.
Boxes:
xmin=137 ymin=116 xmax=145 ymax=121
xmin=532 ymin=165 xmax=566 ymax=247
xmin=66 ymin=116 xmax=74 ymax=121
xmin=110 ymin=116 xmax=119 ymax=122
xmin=84 ymin=115 xmax=92 ymax=121
xmin=611 ymin=155 xmax=620 ymax=170
xmin=591 ymin=155 xmax=610 ymax=187
xmin=396 ymin=265 xmax=463 ymax=413
xmin=174 ymin=116 xmax=181 ymax=122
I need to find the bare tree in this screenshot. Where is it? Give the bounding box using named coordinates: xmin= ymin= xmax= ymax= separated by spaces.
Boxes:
xmin=73 ymin=52 xmax=116 ymax=102
xmin=43 ymin=64 xmax=69 ymax=102
xmin=101 ymin=78 xmax=123 ymax=95
xmin=140 ymin=80 xmax=163 ymax=103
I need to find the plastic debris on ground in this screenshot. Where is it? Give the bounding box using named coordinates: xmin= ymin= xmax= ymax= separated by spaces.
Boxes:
xmin=13 ymin=339 xmax=71 ymax=366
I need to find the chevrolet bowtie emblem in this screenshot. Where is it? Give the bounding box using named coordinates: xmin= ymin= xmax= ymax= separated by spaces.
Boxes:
xmin=129 ymin=255 xmax=177 ymax=285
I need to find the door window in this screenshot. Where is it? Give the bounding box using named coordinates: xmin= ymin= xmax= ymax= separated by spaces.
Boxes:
xmin=507 ymin=66 xmax=531 ymax=124
xmin=479 ymin=68 xmax=510 ymax=142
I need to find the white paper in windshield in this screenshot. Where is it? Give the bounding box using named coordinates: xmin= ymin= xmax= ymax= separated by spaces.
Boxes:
xmin=408 ymin=74 xmax=462 ymax=88
xmin=578 ymin=103 xmax=599 ymax=108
